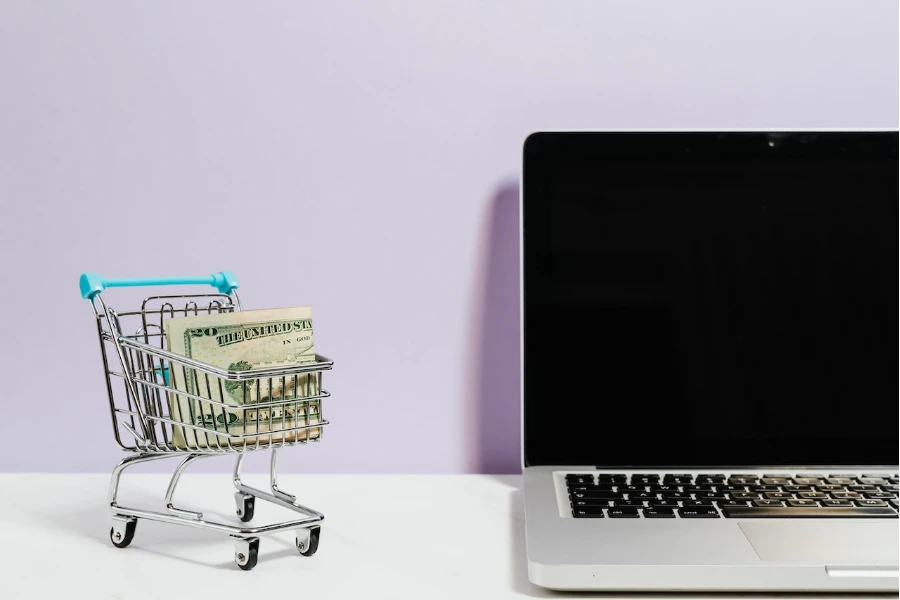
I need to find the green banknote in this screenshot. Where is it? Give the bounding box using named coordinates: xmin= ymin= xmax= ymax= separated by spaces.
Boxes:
xmin=163 ymin=307 xmax=321 ymax=449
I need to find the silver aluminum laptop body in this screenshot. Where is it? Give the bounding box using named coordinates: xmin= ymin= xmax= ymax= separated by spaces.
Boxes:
xmin=520 ymin=131 xmax=899 ymax=592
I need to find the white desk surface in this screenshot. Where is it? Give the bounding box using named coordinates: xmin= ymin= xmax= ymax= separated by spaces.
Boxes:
xmin=0 ymin=473 xmax=886 ymax=599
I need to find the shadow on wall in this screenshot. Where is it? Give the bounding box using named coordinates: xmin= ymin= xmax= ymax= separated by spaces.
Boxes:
xmin=472 ymin=182 xmax=521 ymax=474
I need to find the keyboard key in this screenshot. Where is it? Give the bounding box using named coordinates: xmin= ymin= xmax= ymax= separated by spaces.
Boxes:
xmin=856 ymin=499 xmax=888 ymax=507
xmin=572 ymin=499 xmax=611 ymax=508
xmin=816 ymin=485 xmax=844 ymax=492
xmin=796 ymin=474 xmax=825 ymax=478
xmin=830 ymin=474 xmax=857 ymax=478
xmin=567 ymin=480 xmax=612 ymax=488
xmin=629 ymin=479 xmax=655 ymax=487
xmin=783 ymin=485 xmax=811 ymax=493
xmin=826 ymin=478 xmax=854 ymax=485
xmin=630 ymin=475 xmax=659 ymax=484
xmin=864 ymin=492 xmax=896 ymax=500
xmin=567 ymin=482 xmax=609 ymax=489
xmin=630 ymin=492 xmax=657 ymax=500
xmin=753 ymin=499 xmax=783 ymax=507
xmin=608 ymin=507 xmax=639 ymax=518
xmin=848 ymin=485 xmax=878 ymax=491
xmin=679 ymin=507 xmax=719 ymax=518
xmin=570 ymin=491 xmax=620 ymax=500
xmin=761 ymin=478 xmax=791 ymax=485
xmin=890 ymin=499 xmax=899 ymax=509
xmin=573 ymin=507 xmax=605 ymax=518
xmin=683 ymin=500 xmax=712 ymax=507
xmin=695 ymin=492 xmax=727 ymax=501
xmin=663 ymin=476 xmax=693 ymax=485
xmin=751 ymin=486 xmax=781 ymax=492
xmin=862 ymin=473 xmax=892 ymax=478
xmin=881 ymin=485 xmax=899 ymax=492
xmin=619 ymin=485 xmax=649 ymax=494
xmin=695 ymin=475 xmax=726 ymax=483
xmin=566 ymin=474 xmax=594 ymax=485
xmin=830 ymin=492 xmax=860 ymax=499
xmin=722 ymin=506 xmax=897 ymax=518
xmin=821 ymin=499 xmax=854 ymax=507
xmin=597 ymin=474 xmax=627 ymax=484
xmin=857 ymin=477 xmax=887 ymax=485
xmin=791 ymin=478 xmax=822 ymax=485
xmin=643 ymin=508 xmax=675 ymax=518
xmin=764 ymin=492 xmax=793 ymax=500
xmin=728 ymin=477 xmax=757 ymax=485
xmin=568 ymin=485 xmax=616 ymax=494
xmin=653 ymin=485 xmax=679 ymax=493
xmin=717 ymin=500 xmax=749 ymax=507
xmin=683 ymin=485 xmax=714 ymax=493
xmin=722 ymin=485 xmax=748 ymax=491
xmin=798 ymin=492 xmax=828 ymax=499
xmin=614 ymin=500 xmax=645 ymax=507
xmin=787 ymin=499 xmax=818 ymax=507
xmin=662 ymin=493 xmax=692 ymax=501
xmin=731 ymin=492 xmax=759 ymax=500
xmin=647 ymin=500 xmax=678 ymax=508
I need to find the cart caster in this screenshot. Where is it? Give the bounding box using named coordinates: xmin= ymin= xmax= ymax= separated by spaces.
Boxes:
xmin=234 ymin=492 xmax=255 ymax=522
xmin=233 ymin=537 xmax=259 ymax=571
xmin=296 ymin=527 xmax=320 ymax=556
xmin=110 ymin=516 xmax=136 ymax=548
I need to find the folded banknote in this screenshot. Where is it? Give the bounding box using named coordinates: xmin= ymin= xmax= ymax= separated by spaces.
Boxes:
xmin=163 ymin=307 xmax=321 ymax=449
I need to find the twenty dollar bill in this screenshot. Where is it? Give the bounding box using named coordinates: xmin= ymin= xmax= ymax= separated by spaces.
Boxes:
xmin=164 ymin=307 xmax=321 ymax=449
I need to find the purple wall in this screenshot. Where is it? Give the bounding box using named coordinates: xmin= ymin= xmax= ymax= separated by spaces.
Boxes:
xmin=0 ymin=1 xmax=897 ymax=472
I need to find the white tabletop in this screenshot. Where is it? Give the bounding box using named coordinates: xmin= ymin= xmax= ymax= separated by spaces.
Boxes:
xmin=0 ymin=473 xmax=884 ymax=599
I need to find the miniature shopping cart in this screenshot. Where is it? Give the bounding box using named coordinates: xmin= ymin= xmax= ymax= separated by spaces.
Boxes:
xmin=80 ymin=271 xmax=332 ymax=570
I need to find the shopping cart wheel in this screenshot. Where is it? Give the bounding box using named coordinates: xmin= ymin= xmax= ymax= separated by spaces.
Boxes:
xmin=234 ymin=537 xmax=259 ymax=571
xmin=235 ymin=492 xmax=255 ymax=522
xmin=297 ymin=526 xmax=320 ymax=556
xmin=110 ymin=517 xmax=136 ymax=548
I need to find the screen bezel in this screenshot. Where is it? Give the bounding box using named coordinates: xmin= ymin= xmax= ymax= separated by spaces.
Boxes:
xmin=521 ymin=130 xmax=899 ymax=468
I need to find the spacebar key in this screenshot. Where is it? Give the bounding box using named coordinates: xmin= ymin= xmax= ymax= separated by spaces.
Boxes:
xmin=722 ymin=506 xmax=897 ymax=518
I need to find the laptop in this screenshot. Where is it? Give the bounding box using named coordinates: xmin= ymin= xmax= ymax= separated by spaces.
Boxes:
xmin=521 ymin=131 xmax=899 ymax=592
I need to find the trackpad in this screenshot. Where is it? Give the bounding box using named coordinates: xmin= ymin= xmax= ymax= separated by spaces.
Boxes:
xmin=739 ymin=522 xmax=899 ymax=564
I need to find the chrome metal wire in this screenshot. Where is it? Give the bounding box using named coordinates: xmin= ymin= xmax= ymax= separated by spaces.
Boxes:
xmin=90 ymin=292 xmax=332 ymax=453
xmin=88 ymin=287 xmax=331 ymax=565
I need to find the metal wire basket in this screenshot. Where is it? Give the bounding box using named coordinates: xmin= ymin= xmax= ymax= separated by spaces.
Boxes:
xmin=81 ymin=271 xmax=332 ymax=570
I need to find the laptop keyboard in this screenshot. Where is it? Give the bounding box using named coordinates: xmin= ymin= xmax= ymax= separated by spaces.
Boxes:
xmin=566 ymin=473 xmax=899 ymax=518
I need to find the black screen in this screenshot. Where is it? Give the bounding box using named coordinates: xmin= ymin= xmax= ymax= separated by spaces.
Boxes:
xmin=523 ymin=132 xmax=898 ymax=467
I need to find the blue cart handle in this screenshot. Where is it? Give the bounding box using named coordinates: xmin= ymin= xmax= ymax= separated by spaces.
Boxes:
xmin=80 ymin=271 xmax=239 ymax=299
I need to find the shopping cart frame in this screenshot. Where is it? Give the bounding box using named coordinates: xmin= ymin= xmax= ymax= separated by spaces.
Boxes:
xmin=81 ymin=271 xmax=333 ymax=570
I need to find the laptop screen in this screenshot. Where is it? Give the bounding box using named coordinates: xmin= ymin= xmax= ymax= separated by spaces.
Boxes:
xmin=523 ymin=132 xmax=898 ymax=468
